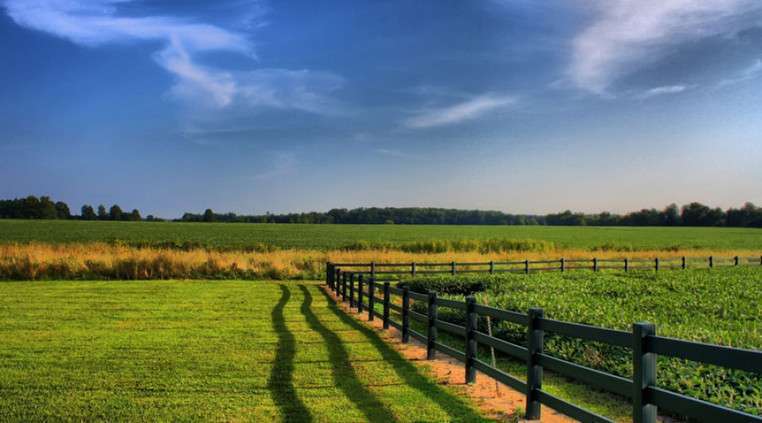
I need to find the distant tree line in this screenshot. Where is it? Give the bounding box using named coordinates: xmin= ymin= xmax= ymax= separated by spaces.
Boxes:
xmin=0 ymin=196 xmax=154 ymax=221
xmin=2 ymin=196 xmax=762 ymax=227
xmin=179 ymin=203 xmax=762 ymax=227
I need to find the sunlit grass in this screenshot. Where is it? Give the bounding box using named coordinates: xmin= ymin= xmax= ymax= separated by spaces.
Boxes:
xmin=0 ymin=280 xmax=487 ymax=422
xmin=1 ymin=242 xmax=757 ymax=280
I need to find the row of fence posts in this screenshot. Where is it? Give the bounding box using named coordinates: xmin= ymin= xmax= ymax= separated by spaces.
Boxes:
xmin=325 ymin=260 xmax=762 ymax=422
xmin=328 ymin=256 xmax=756 ymax=280
xmin=325 ymin=267 xmax=667 ymax=421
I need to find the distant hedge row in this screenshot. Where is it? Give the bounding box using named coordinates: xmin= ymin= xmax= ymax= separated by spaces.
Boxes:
xmin=3 ymin=195 xmax=762 ymax=227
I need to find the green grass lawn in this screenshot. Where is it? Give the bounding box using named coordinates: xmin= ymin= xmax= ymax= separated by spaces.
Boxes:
xmin=1 ymin=219 xmax=761 ymax=250
xmin=0 ymin=281 xmax=488 ymax=422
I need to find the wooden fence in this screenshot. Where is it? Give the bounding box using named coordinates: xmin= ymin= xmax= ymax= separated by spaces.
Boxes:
xmin=324 ymin=267 xmax=762 ymax=422
xmin=327 ymin=255 xmax=762 ymax=280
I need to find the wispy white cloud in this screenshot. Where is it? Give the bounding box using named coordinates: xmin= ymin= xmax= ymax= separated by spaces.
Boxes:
xmin=636 ymin=84 xmax=690 ymax=99
xmin=252 ymin=151 xmax=298 ymax=181
xmin=373 ymin=148 xmax=422 ymax=160
xmin=717 ymin=59 xmax=762 ymax=87
xmin=4 ymin=0 xmax=342 ymax=112
xmin=570 ymin=0 xmax=762 ymax=94
xmin=403 ymin=94 xmax=516 ymax=129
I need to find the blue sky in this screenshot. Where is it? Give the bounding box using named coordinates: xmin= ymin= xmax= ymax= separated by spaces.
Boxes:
xmin=1 ymin=0 xmax=761 ymax=218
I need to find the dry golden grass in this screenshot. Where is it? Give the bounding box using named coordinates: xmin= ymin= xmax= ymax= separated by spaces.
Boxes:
xmin=1 ymin=242 xmax=759 ymax=280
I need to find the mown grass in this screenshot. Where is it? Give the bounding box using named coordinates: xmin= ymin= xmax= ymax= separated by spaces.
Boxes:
xmin=402 ymin=268 xmax=762 ymax=419
xmin=1 ymin=219 xmax=761 ymax=251
xmin=0 ymin=280 xmax=488 ymax=422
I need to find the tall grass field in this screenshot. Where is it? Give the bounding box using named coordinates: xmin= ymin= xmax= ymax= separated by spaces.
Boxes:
xmin=1 ymin=219 xmax=759 ymax=281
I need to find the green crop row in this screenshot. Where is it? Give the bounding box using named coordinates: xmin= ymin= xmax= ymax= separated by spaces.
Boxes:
xmin=1 ymin=219 xmax=761 ymax=251
xmin=402 ymin=268 xmax=762 ymax=416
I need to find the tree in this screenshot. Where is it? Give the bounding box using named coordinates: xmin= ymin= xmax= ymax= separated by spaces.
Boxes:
xmin=681 ymin=202 xmax=724 ymax=226
xmin=660 ymin=203 xmax=680 ymax=226
xmin=97 ymin=205 xmax=108 ymax=220
xmin=109 ymin=204 xmax=123 ymax=221
xmin=81 ymin=205 xmax=96 ymax=220
xmin=55 ymin=201 xmax=71 ymax=219
xmin=128 ymin=209 xmax=141 ymax=221
xmin=39 ymin=196 xmax=58 ymax=219
xmin=203 ymin=208 xmax=215 ymax=222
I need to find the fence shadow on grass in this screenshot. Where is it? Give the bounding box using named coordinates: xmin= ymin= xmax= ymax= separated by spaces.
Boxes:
xmin=314 ymin=286 xmax=487 ymax=422
xmin=267 ymin=285 xmax=313 ymax=422
xmin=299 ymin=284 xmax=397 ymax=423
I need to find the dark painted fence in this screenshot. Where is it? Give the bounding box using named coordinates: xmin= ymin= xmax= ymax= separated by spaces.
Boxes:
xmin=327 ymin=255 xmax=761 ymax=281
xmin=324 ymin=266 xmax=762 ymax=423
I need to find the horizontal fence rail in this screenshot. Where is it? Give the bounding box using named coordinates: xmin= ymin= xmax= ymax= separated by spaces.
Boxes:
xmin=326 ymin=255 xmax=761 ymax=284
xmin=325 ymin=266 xmax=762 ymax=423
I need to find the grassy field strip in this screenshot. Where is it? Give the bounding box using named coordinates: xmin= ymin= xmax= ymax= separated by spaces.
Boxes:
xmin=2 ymin=241 xmax=760 ymax=281
xmin=0 ymin=281 xmax=489 ymax=422
xmin=2 ymin=219 xmax=762 ymax=250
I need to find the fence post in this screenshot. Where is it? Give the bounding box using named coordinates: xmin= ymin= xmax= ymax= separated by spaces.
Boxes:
xmin=326 ymin=262 xmax=333 ymax=288
xmin=734 ymin=256 xmax=739 ymax=266
xmin=633 ymin=322 xmax=657 ymax=423
xmin=465 ymin=296 xmax=477 ymax=384
xmin=681 ymin=256 xmax=686 ymax=270
xmin=427 ymin=291 xmax=437 ymax=360
xmin=624 ymin=258 xmax=629 ymax=272
xmin=654 ymin=257 xmax=659 ymax=272
xmin=560 ymin=257 xmax=565 ymax=272
xmin=357 ymin=274 xmax=364 ymax=313
xmin=382 ymin=282 xmax=390 ymax=329
xmin=342 ymin=272 xmax=347 ymax=301
xmin=489 ymin=260 xmax=495 ymax=274
xmin=401 ymin=287 xmax=410 ymax=343
xmin=593 ymin=257 xmax=598 ymax=272
xmin=451 ymin=261 xmax=456 ymax=275
xmin=349 ymin=273 xmax=355 ymax=308
xmin=412 ymin=262 xmax=416 ymax=277
xmin=525 ymin=307 xmax=544 ymax=420
xmin=524 ymin=259 xmax=529 ymax=274
xmin=335 ymin=269 xmax=340 ymax=295
xmin=371 ymin=261 xmax=376 ymax=280
xmin=368 ymin=278 xmax=376 ymax=321
xmin=709 ymin=256 xmax=713 ymax=269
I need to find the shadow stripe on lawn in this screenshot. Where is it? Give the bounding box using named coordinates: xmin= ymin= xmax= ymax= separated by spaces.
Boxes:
xmin=316 ymin=287 xmax=488 ymax=422
xmin=299 ymin=285 xmax=397 ymax=423
xmin=266 ymin=285 xmax=312 ymax=422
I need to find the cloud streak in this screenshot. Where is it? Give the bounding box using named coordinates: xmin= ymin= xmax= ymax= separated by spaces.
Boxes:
xmin=373 ymin=148 xmax=423 ymax=160
xmin=717 ymin=59 xmax=762 ymax=87
xmin=4 ymin=0 xmax=342 ymax=112
xmin=570 ymin=0 xmax=762 ymax=94
xmin=636 ymin=84 xmax=690 ymax=99
xmin=252 ymin=151 xmax=298 ymax=181
xmin=403 ymin=94 xmax=516 ymax=129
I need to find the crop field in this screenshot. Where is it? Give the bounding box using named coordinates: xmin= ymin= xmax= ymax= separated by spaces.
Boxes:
xmin=0 ymin=280 xmax=487 ymax=422
xmin=403 ymin=267 xmax=762 ymax=419
xmin=1 ymin=219 xmax=759 ymax=281
xmin=1 ymin=219 xmax=761 ymax=251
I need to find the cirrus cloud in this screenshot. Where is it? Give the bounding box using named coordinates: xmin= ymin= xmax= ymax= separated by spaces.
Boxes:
xmin=3 ymin=0 xmax=343 ymax=112
xmin=403 ymin=93 xmax=516 ymax=129
xmin=570 ymin=0 xmax=762 ymax=94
